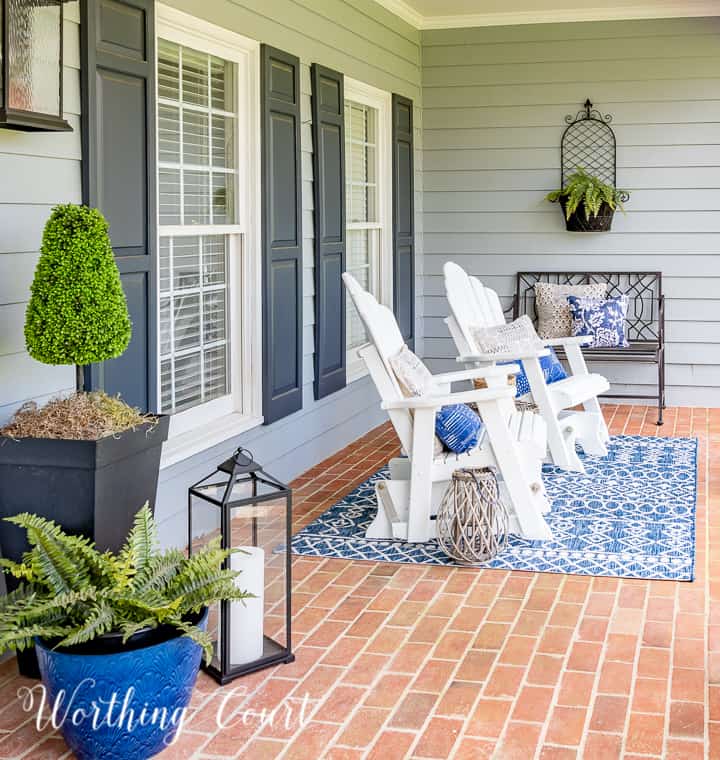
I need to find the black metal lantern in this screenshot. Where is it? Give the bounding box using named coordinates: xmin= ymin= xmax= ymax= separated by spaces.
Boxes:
xmin=188 ymin=447 xmax=294 ymax=684
xmin=0 ymin=0 xmax=71 ymax=131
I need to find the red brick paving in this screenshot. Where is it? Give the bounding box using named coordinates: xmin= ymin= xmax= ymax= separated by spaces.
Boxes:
xmin=0 ymin=404 xmax=715 ymax=758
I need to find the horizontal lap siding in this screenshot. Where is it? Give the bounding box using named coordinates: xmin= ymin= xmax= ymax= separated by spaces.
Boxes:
xmin=0 ymin=4 xmax=81 ymax=423
xmin=156 ymin=0 xmax=422 ymax=547
xmin=421 ymin=17 xmax=720 ymax=406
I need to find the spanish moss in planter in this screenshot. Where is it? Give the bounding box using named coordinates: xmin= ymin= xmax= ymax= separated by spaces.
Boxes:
xmin=0 ymin=505 xmax=251 ymax=760
xmin=0 ymin=205 xmax=170 ymax=677
xmin=546 ymin=168 xmax=628 ymax=232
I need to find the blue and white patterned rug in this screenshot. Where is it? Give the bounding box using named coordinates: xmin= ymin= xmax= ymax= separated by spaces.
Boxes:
xmin=292 ymin=436 xmax=697 ymax=580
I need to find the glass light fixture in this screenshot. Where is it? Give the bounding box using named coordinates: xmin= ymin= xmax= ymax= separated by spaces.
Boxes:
xmin=0 ymin=0 xmax=71 ymax=131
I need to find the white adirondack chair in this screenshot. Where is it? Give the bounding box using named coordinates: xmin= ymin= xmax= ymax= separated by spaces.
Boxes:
xmin=342 ymin=272 xmax=552 ymax=544
xmin=443 ymin=262 xmax=610 ymax=473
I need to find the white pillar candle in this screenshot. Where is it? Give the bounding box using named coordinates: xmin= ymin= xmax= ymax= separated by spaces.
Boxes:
xmin=229 ymin=546 xmax=265 ymax=665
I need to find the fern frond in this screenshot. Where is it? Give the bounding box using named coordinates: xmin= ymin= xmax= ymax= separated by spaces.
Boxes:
xmin=6 ymin=590 xmax=96 ymax=628
xmin=169 ymin=617 xmax=214 ymax=664
xmin=114 ymin=591 xmax=183 ymax=622
xmin=547 ymin=168 xmax=628 ymax=221
xmin=119 ymin=618 xmax=158 ymax=643
xmin=165 ymin=539 xmax=228 ymax=592
xmin=59 ymin=533 xmax=112 ymax=583
xmin=172 ymin=578 xmax=250 ymax=617
xmin=0 ymin=583 xmax=32 ymax=615
xmin=26 ymin=528 xmax=77 ymax=595
xmin=6 ymin=512 xmax=67 ymax=538
xmin=131 ymin=549 xmax=185 ymax=595
xmin=2 ymin=504 xmax=248 ymax=656
xmin=0 ymin=557 xmax=33 ymax=580
xmin=120 ymin=503 xmax=157 ymax=577
xmin=57 ymin=603 xmax=114 ymax=648
xmin=0 ymin=624 xmax=72 ymax=654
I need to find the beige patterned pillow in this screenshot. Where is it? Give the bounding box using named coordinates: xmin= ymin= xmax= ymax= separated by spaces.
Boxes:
xmin=389 ymin=345 xmax=433 ymax=398
xmin=534 ymin=282 xmax=608 ymax=339
xmin=389 ymin=345 xmax=445 ymax=455
xmin=469 ymin=315 xmax=544 ymax=356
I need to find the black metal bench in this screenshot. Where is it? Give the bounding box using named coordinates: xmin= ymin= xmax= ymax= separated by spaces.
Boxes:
xmin=513 ymin=272 xmax=665 ymax=425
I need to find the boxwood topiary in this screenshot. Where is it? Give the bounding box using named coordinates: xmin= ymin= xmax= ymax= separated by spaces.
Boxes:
xmin=25 ymin=204 xmax=131 ymax=369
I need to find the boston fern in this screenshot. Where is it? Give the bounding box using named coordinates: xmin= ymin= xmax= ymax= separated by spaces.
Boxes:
xmin=546 ymin=167 xmax=627 ymax=221
xmin=0 ymin=506 xmax=249 ymax=663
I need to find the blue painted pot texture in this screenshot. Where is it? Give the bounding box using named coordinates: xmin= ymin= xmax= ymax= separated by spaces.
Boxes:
xmin=35 ymin=609 xmax=207 ymax=760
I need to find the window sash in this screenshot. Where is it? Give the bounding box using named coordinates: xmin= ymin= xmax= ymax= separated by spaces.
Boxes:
xmin=157 ymin=39 xmax=237 ymax=229
xmin=157 ymin=34 xmax=240 ymax=420
xmin=158 ymin=233 xmax=234 ymax=415
xmin=342 ymin=82 xmax=393 ymax=382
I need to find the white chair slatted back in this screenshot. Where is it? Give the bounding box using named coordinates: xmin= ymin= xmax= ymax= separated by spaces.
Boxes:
xmin=445 ymin=262 xmax=511 ymax=359
xmin=343 ymin=274 xmax=405 ymax=384
xmin=343 ymin=272 xmax=415 ymax=454
xmin=443 ymin=262 xmax=486 ymax=349
xmin=469 ymin=276 xmax=505 ymax=326
xmin=358 ymin=344 xmax=414 ymax=455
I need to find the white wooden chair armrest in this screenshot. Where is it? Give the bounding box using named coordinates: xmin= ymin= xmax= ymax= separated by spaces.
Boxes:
xmin=381 ymin=384 xmax=515 ymax=411
xmin=431 ymin=364 xmax=521 ymax=386
xmin=542 ymin=336 xmax=592 ymax=348
xmin=457 ymin=348 xmax=550 ymax=364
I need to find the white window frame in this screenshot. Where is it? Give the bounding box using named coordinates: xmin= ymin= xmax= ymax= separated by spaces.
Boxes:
xmin=156 ymin=5 xmax=262 ymax=468
xmin=343 ymin=78 xmax=393 ymax=383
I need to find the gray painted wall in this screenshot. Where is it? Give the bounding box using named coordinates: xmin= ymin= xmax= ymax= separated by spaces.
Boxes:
xmin=421 ymin=17 xmax=720 ymax=405
xmin=4 ymin=4 xmax=718 ymax=553
xmin=156 ymin=0 xmax=424 ymax=547
xmin=0 ymin=0 xmax=423 ymax=550
xmin=0 ymin=1 xmax=80 ymax=423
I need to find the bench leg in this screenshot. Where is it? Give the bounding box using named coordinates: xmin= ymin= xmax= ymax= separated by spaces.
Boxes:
xmin=657 ymin=352 xmax=665 ymax=426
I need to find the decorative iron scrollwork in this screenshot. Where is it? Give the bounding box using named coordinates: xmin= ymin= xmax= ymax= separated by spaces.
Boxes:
xmin=561 ymin=99 xmax=629 ymax=202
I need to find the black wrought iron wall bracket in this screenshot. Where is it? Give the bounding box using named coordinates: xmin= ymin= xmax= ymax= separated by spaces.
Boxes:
xmin=561 ymin=99 xmax=630 ymax=202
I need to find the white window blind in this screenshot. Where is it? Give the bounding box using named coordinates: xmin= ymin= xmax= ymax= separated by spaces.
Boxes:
xmin=345 ymin=100 xmax=381 ymax=357
xmin=157 ymin=39 xmax=237 ymax=415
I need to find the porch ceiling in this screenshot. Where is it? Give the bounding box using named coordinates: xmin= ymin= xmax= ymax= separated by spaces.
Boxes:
xmin=375 ymin=0 xmax=720 ymax=29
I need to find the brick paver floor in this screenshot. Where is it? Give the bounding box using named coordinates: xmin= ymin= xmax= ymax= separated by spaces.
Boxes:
xmin=0 ymin=405 xmax=716 ymax=759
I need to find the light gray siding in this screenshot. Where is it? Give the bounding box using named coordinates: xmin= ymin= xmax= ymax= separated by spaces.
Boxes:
xmin=421 ymin=17 xmax=720 ymax=405
xmin=0 ymin=1 xmax=81 ymax=423
xmin=0 ymin=0 xmax=422 ymax=549
xmin=157 ymin=0 xmax=423 ymax=546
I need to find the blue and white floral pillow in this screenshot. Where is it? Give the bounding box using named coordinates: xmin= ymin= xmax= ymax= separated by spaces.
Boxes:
xmin=566 ymin=295 xmax=630 ymax=348
xmin=499 ymin=348 xmax=568 ymax=398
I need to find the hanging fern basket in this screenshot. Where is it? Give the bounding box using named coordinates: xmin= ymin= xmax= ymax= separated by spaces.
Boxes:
xmin=561 ymin=198 xmax=615 ymax=232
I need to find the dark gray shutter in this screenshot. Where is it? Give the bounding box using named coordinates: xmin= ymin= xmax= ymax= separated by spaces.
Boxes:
xmin=311 ymin=64 xmax=346 ymax=400
xmin=261 ymin=45 xmax=304 ymax=424
xmin=80 ymin=0 xmax=157 ymax=412
xmin=392 ymin=94 xmax=415 ymax=349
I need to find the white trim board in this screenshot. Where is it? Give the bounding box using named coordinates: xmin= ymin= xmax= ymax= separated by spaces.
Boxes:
xmin=373 ymin=0 xmax=720 ymax=30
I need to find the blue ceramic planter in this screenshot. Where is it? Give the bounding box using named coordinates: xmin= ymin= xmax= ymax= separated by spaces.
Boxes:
xmin=35 ymin=609 xmax=207 ymax=760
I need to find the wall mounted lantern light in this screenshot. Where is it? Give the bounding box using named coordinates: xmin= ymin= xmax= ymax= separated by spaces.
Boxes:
xmin=0 ymin=0 xmax=71 ymax=131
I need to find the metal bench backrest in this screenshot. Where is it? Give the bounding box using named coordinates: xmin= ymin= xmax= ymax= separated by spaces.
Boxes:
xmin=514 ymin=271 xmax=662 ymax=344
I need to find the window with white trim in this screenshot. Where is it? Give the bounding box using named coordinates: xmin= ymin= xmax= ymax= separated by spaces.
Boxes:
xmin=344 ymin=81 xmax=392 ymax=380
xmin=156 ymin=8 xmax=261 ymax=447
xmin=158 ymin=39 xmax=235 ymax=415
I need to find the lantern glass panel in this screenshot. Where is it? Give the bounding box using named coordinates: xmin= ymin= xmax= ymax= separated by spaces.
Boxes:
xmin=194 ymin=475 xmax=283 ymax=505
xmin=189 ymin=491 xmax=223 ymax=672
xmin=227 ymin=490 xmax=289 ymax=670
xmin=7 ymin=0 xmax=62 ymax=116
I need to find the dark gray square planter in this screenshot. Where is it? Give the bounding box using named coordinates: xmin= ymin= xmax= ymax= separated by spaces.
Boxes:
xmin=0 ymin=416 xmax=170 ymax=675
